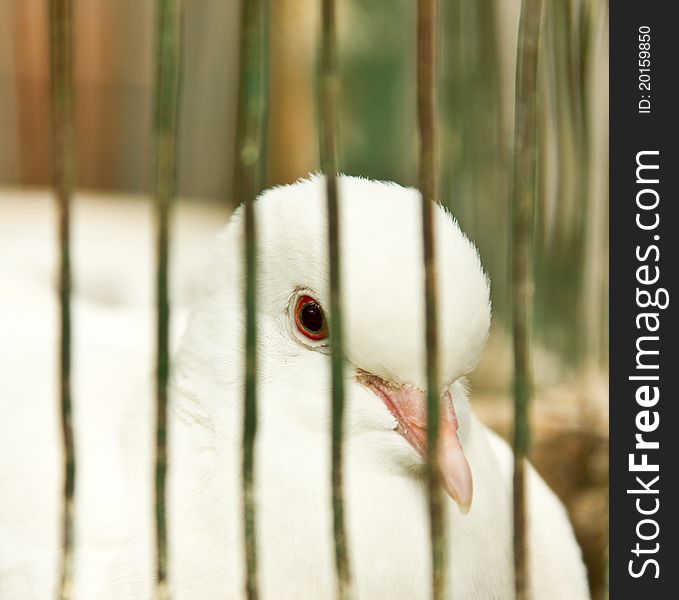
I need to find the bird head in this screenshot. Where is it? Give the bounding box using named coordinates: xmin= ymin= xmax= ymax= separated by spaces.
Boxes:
xmin=175 ymin=175 xmax=491 ymax=513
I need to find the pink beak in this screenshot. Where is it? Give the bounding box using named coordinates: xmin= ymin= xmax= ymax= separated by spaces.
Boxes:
xmin=357 ymin=372 xmax=473 ymax=513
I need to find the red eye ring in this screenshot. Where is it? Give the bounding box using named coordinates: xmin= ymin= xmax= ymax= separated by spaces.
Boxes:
xmin=295 ymin=295 xmax=328 ymax=341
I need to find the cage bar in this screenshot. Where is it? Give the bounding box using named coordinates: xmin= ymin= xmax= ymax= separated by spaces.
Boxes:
xmin=510 ymin=0 xmax=544 ymax=598
xmin=234 ymin=0 xmax=269 ymax=598
xmin=152 ymin=1 xmax=183 ymax=598
xmin=417 ymin=1 xmax=446 ymax=598
xmin=318 ymin=1 xmax=352 ymax=598
xmin=48 ymin=1 xmax=76 ymax=598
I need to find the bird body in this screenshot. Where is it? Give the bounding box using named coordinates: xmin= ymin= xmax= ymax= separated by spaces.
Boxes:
xmin=0 ymin=176 xmax=590 ymax=599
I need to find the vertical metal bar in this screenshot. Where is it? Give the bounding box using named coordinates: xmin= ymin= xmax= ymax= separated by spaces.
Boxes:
xmin=319 ymin=1 xmax=351 ymax=599
xmin=603 ymin=545 xmax=609 ymax=600
xmin=48 ymin=2 xmax=75 ymax=598
xmin=152 ymin=1 xmax=183 ymax=599
xmin=234 ymin=0 xmax=269 ymax=597
xmin=510 ymin=0 xmax=543 ymax=599
xmin=417 ymin=1 xmax=445 ymax=598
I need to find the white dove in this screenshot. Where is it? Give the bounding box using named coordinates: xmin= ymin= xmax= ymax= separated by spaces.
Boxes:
xmin=0 ymin=175 xmax=589 ymax=599
xmin=167 ymin=175 xmax=590 ymax=599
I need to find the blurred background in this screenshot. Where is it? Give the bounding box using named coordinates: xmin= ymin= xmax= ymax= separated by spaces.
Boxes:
xmin=0 ymin=0 xmax=608 ymax=597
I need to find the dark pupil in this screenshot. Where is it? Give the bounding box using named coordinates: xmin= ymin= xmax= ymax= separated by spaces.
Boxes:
xmin=301 ymin=302 xmax=324 ymax=332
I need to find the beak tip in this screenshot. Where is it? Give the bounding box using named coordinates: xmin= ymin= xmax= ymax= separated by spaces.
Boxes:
xmin=445 ymin=483 xmax=473 ymax=514
xmin=439 ymin=446 xmax=474 ymax=515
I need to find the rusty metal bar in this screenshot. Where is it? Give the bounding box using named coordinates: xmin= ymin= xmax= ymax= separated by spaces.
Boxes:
xmin=318 ymin=0 xmax=352 ymax=598
xmin=234 ymin=0 xmax=269 ymax=597
xmin=417 ymin=1 xmax=446 ymax=598
xmin=48 ymin=1 xmax=76 ymax=598
xmin=510 ymin=0 xmax=544 ymax=598
xmin=152 ymin=1 xmax=183 ymax=598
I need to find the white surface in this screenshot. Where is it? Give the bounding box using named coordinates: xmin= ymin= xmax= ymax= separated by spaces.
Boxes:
xmin=0 ymin=188 xmax=226 ymax=597
xmin=0 ymin=187 xmax=228 ymax=309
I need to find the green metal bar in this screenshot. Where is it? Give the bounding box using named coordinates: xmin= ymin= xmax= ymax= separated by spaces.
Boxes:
xmin=152 ymin=1 xmax=183 ymax=599
xmin=510 ymin=0 xmax=544 ymax=598
xmin=234 ymin=0 xmax=269 ymax=597
xmin=48 ymin=2 xmax=75 ymax=598
xmin=417 ymin=1 xmax=446 ymax=598
xmin=319 ymin=1 xmax=351 ymax=598
xmin=603 ymin=544 xmax=609 ymax=600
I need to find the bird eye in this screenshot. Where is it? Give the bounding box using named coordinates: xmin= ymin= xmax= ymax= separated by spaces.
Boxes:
xmin=294 ymin=295 xmax=328 ymax=341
